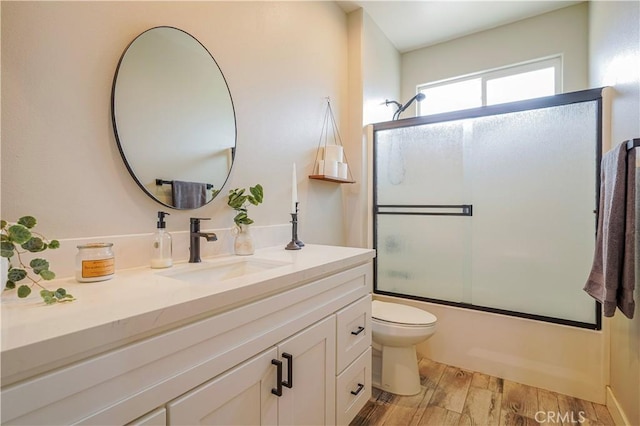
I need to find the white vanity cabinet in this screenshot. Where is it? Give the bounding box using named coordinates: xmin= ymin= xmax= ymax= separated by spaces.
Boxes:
xmin=1 ymin=250 xmax=373 ymax=426
xmin=166 ymin=296 xmax=372 ymax=426
xmin=167 ymin=317 xmax=336 ymax=425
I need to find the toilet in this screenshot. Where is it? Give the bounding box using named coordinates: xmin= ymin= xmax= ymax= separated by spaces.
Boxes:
xmin=371 ymin=300 xmax=437 ymax=396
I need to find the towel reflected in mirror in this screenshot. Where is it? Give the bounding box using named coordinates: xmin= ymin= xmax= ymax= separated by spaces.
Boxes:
xmin=172 ymin=180 xmax=207 ymax=209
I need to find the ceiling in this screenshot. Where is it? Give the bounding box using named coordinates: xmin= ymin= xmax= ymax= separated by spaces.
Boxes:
xmin=337 ymin=1 xmax=584 ymax=53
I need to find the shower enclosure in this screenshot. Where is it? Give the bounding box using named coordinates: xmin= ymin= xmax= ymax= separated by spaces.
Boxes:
xmin=373 ymin=88 xmax=603 ymax=329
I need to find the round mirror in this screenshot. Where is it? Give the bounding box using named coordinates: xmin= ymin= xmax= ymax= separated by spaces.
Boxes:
xmin=112 ymin=26 xmax=236 ymax=209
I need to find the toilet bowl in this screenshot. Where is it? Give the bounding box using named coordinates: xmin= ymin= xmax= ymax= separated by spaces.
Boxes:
xmin=372 ymin=300 xmax=437 ymax=396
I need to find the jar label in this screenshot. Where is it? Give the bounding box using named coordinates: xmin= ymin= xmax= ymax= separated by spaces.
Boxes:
xmin=82 ymin=258 xmax=115 ymax=278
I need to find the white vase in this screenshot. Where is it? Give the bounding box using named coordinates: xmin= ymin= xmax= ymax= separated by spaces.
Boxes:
xmin=1 ymin=257 xmax=7 ymax=288
xmin=233 ymin=224 xmax=255 ymax=256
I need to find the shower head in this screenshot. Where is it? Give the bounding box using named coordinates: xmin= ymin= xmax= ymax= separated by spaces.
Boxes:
xmin=393 ymin=93 xmax=426 ymax=120
xmin=403 ymin=92 xmax=426 ymax=109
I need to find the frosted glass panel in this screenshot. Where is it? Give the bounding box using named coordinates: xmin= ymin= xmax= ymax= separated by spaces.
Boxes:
xmin=376 ymin=215 xmax=467 ymax=302
xmin=376 ymin=121 xmax=465 ymax=205
xmin=469 ymin=102 xmax=597 ymax=323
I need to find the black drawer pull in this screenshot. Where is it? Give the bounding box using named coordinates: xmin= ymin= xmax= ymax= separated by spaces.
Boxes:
xmin=351 ymin=326 xmax=365 ymax=336
xmin=351 ymin=383 xmax=365 ymax=396
xmin=282 ymin=352 xmax=293 ymax=388
xmin=271 ymin=359 xmax=283 ymax=397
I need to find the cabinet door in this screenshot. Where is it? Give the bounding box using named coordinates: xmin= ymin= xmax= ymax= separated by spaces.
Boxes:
xmin=277 ymin=316 xmax=336 ymax=426
xmin=167 ymin=348 xmax=278 ymax=425
xmin=126 ymin=407 xmax=166 ymax=426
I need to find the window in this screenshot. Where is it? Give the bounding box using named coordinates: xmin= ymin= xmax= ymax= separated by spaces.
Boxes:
xmin=417 ymin=56 xmax=562 ymax=116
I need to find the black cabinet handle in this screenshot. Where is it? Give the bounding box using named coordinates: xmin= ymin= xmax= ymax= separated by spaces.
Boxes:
xmin=351 ymin=326 xmax=365 ymax=336
xmin=271 ymin=359 xmax=283 ymax=397
xmin=282 ymin=353 xmax=293 ymax=389
xmin=351 ymin=383 xmax=365 ymax=396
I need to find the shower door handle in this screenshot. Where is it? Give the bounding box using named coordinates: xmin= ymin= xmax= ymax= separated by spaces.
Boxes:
xmin=377 ymin=204 xmax=473 ymax=216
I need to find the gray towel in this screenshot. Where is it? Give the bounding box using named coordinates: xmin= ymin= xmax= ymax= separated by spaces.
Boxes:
xmin=584 ymin=143 xmax=636 ymax=319
xmin=172 ymin=180 xmax=207 ymax=209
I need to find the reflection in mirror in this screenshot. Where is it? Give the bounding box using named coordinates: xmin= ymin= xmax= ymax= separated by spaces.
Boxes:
xmin=112 ymin=26 xmax=236 ymax=209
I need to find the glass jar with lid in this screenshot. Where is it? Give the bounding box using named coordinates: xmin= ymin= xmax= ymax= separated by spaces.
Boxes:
xmin=75 ymin=243 xmax=115 ymax=282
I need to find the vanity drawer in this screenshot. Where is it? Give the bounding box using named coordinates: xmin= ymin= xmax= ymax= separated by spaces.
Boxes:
xmin=336 ymin=295 xmax=371 ymax=373
xmin=336 ymin=347 xmax=372 ymax=426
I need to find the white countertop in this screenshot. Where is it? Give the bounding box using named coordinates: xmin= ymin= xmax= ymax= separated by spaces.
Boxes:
xmin=1 ymin=244 xmax=375 ymax=385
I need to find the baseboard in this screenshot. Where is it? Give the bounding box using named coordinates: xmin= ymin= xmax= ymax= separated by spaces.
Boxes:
xmin=606 ymin=386 xmax=631 ymax=425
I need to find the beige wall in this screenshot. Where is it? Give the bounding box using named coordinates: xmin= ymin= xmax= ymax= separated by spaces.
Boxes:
xmin=344 ymin=9 xmax=401 ymax=248
xmin=362 ymin=12 xmax=401 ymax=127
xmin=344 ymin=9 xmax=365 ymax=250
xmin=589 ymin=2 xmax=640 ymax=424
xmin=401 ymin=3 xmax=589 ymax=117
xmin=1 ymin=1 xmax=348 ymax=246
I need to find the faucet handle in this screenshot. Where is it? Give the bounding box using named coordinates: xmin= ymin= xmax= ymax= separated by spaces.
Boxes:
xmin=190 ymin=217 xmax=211 ymax=223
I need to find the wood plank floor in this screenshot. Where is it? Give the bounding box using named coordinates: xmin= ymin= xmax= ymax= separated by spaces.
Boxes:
xmin=351 ymin=358 xmax=615 ymax=426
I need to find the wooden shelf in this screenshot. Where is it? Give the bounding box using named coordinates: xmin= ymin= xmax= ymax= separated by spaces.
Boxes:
xmin=308 ymin=175 xmax=356 ymax=184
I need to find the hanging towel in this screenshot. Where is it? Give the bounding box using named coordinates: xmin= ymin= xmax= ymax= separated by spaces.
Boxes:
xmin=584 ymin=143 xmax=636 ymax=319
xmin=172 ymin=180 xmax=207 ymax=209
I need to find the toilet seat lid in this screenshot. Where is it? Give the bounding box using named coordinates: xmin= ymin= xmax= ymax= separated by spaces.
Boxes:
xmin=372 ymin=300 xmax=437 ymax=325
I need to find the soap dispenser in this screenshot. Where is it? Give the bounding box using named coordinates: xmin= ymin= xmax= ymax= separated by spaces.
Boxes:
xmin=151 ymin=211 xmax=173 ymax=269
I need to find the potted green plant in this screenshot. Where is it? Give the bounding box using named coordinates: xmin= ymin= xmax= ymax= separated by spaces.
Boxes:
xmin=1 ymin=216 xmax=74 ymax=304
xmin=227 ymin=184 xmax=264 ymax=255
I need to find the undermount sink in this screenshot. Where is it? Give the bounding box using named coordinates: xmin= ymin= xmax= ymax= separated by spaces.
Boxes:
xmin=158 ymin=257 xmax=290 ymax=284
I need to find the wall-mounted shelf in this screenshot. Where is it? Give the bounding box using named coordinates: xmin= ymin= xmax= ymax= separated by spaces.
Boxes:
xmin=310 ymin=97 xmax=355 ymax=184
xmin=309 ymin=174 xmax=355 ymax=184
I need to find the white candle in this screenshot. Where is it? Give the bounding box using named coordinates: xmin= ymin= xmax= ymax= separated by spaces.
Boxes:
xmin=291 ymin=163 xmax=298 ymax=213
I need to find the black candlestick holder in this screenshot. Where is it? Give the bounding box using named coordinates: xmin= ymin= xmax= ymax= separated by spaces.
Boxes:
xmin=294 ymin=202 xmax=304 ymax=247
xmin=285 ymin=202 xmax=304 ymax=250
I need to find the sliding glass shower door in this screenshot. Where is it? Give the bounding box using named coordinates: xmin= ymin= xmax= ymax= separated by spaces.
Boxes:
xmin=374 ymin=89 xmax=601 ymax=328
xmin=376 ymin=121 xmax=471 ymax=304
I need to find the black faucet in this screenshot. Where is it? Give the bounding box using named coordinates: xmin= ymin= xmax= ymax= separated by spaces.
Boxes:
xmin=189 ymin=218 xmax=218 ymax=263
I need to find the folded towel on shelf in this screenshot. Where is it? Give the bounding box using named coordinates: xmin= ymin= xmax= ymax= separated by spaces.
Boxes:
xmin=584 ymin=142 xmax=636 ymax=319
xmin=172 ymin=180 xmax=207 ymax=209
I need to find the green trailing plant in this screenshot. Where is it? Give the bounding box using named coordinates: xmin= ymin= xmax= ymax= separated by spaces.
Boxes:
xmin=227 ymin=184 xmax=264 ymax=226
xmin=1 ymin=216 xmax=74 ymax=304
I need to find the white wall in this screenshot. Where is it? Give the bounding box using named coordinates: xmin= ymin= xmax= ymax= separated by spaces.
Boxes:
xmin=589 ymin=1 xmax=640 ymax=424
xmin=1 ymin=2 xmax=348 ymax=252
xmin=401 ymin=3 xmax=589 ymax=117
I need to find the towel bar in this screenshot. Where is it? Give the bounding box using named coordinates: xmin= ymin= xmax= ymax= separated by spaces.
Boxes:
xmin=625 ymin=138 xmax=639 ymax=151
xmin=155 ymin=179 xmax=213 ymax=190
